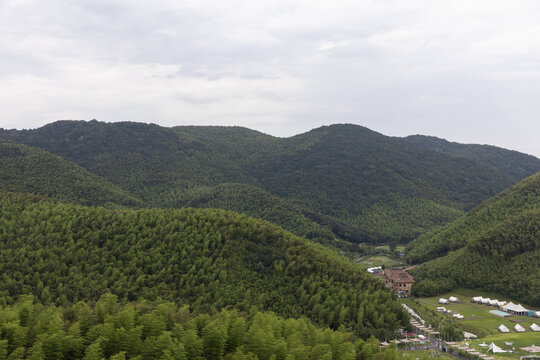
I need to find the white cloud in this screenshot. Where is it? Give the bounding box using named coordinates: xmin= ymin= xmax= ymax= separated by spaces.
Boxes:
xmin=1 ymin=0 xmax=540 ymax=156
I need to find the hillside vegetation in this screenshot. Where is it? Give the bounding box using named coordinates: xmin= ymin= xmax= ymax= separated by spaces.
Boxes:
xmin=0 ymin=191 xmax=408 ymax=338
xmin=406 ymin=172 xmax=540 ymax=263
xmin=2 ymin=120 xmax=538 ymax=244
xmin=179 ymin=182 xmax=358 ymax=252
xmin=0 ymin=140 xmax=142 ymax=208
xmin=0 ymin=294 xmax=403 ymax=360
xmin=408 ymin=172 xmax=540 ymax=306
xmin=404 ymin=135 xmax=540 ymax=180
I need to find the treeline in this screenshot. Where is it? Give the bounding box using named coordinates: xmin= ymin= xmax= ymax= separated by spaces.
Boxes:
xmin=0 ymin=192 xmax=408 ymax=338
xmin=410 ymin=209 xmax=540 ymax=306
xmin=406 ymin=172 xmax=540 ymax=264
xmin=0 ymin=294 xmax=405 ymax=360
xmin=0 ymin=140 xmax=142 ymax=208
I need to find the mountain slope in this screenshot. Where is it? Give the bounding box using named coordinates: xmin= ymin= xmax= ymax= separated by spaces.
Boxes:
xmin=0 ymin=191 xmax=408 ymax=338
xmin=408 ymin=172 xmax=540 ymax=306
xmin=406 ymin=172 xmax=540 ymax=263
xmin=0 ymin=140 xmax=143 ymax=207
xmin=404 ymin=135 xmax=540 ymax=180
xmin=2 ymin=120 xmax=539 ymax=244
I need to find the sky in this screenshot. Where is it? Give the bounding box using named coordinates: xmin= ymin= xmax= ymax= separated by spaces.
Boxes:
xmin=1 ymin=0 xmax=540 ymax=157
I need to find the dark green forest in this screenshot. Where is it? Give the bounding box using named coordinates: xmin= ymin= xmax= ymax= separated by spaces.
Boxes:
xmin=0 ymin=192 xmax=408 ymax=339
xmin=0 ymin=141 xmax=142 ymax=208
xmin=404 ymin=135 xmax=540 ymax=180
xmin=408 ymin=172 xmax=540 ymax=306
xmin=410 ymin=209 xmax=540 ymax=306
xmin=0 ymin=294 xmax=408 ymax=360
xmin=2 ymin=120 xmax=538 ymax=244
xmin=406 ymin=171 xmax=540 ymax=263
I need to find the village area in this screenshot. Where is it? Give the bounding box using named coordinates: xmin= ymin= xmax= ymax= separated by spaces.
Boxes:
xmin=358 ymin=248 xmax=540 ymax=360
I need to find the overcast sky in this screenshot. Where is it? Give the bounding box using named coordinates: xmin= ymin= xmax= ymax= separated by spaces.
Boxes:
xmin=1 ymin=0 xmax=540 ymax=157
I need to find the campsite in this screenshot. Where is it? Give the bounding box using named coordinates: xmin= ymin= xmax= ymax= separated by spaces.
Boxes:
xmin=402 ymin=289 xmax=540 ymax=359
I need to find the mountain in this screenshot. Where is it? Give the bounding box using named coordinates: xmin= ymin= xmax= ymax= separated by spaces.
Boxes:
xmin=0 ymin=140 xmax=143 ymax=208
xmin=408 ymin=172 xmax=540 ymax=306
xmin=2 ymin=120 xmax=539 ymax=245
xmin=404 ymin=135 xmax=540 ymax=180
xmin=0 ymin=191 xmax=408 ymax=338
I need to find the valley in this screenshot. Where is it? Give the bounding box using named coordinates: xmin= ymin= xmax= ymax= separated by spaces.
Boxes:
xmin=0 ymin=120 xmax=539 ymax=359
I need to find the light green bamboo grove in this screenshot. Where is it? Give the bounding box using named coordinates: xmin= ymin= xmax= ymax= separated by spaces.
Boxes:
xmin=0 ymin=192 xmax=408 ymax=339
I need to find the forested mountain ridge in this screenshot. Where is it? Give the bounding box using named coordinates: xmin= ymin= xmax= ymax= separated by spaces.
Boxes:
xmin=406 ymin=171 xmax=540 ymax=263
xmin=0 ymin=191 xmax=408 ymax=338
xmin=404 ymin=135 xmax=540 ymax=180
xmin=408 ymin=172 xmax=540 ymax=306
xmin=0 ymin=140 xmax=143 ymax=208
xmin=410 ymin=208 xmax=540 ymax=306
xmin=1 ymin=120 xmax=539 ymax=245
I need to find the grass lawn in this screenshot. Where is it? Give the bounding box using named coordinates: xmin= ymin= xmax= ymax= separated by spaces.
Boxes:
xmin=467 ymin=332 xmax=540 ymax=360
xmin=356 ymin=255 xmax=404 ymax=269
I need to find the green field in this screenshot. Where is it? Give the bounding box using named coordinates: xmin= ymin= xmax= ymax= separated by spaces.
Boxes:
xmin=356 ymin=254 xmax=404 ymax=269
xmin=412 ymin=289 xmax=540 ymax=359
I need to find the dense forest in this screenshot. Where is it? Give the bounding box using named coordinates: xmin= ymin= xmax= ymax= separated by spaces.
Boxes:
xmin=406 ymin=171 xmax=540 ymax=263
xmin=0 ymin=294 xmax=411 ymax=360
xmin=2 ymin=120 xmax=538 ymax=245
xmin=408 ymin=172 xmax=540 ymax=306
xmin=0 ymin=191 xmax=408 ymax=339
xmin=0 ymin=141 xmax=142 ymax=208
xmin=404 ymin=135 xmax=540 ymax=180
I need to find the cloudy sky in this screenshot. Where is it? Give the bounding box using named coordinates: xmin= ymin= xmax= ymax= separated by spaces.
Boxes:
xmin=1 ymin=0 xmax=540 ymax=156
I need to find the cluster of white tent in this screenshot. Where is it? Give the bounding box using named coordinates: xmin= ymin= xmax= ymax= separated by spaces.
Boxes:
xmin=473 ymin=296 xmax=506 ymax=307
xmin=472 ymin=296 xmax=535 ymax=316
xmin=498 ymin=323 xmax=540 ymax=333
xmin=483 ymin=342 xmax=540 ymax=354
xmin=438 ymin=296 xmax=459 ymax=304
xmin=436 ymin=306 xmax=464 ymax=319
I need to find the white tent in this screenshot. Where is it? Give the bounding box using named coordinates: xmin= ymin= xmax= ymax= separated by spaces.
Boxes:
xmin=520 ymin=345 xmax=540 ymax=353
xmin=497 ymin=300 xmax=506 ymax=307
xmin=482 ymin=298 xmax=491 ymax=304
xmin=530 ymin=323 xmax=540 ymax=332
xmin=488 ymin=342 xmax=507 ymax=353
xmin=514 ymin=324 xmax=526 ymax=332
xmin=473 ymin=296 xmax=483 ymax=303
xmin=498 ymin=324 xmax=510 ymax=333
xmin=439 ymin=298 xmax=449 ymax=304
xmin=489 ymin=299 xmax=499 ymax=306
xmin=503 ymin=302 xmax=529 ymax=315
xmin=535 ymin=311 xmax=540 ymax=318
xmin=449 ymin=296 xmax=459 ymax=302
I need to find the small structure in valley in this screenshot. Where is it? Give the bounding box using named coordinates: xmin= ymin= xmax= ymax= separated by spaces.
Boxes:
xmin=383 ymin=269 xmax=414 ymax=295
xmin=449 ymin=296 xmax=459 ymax=302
